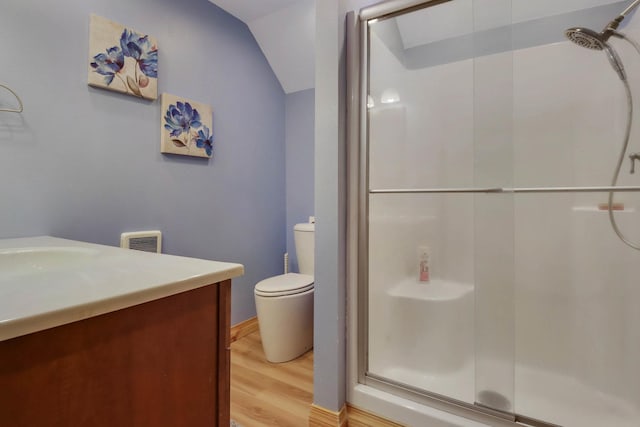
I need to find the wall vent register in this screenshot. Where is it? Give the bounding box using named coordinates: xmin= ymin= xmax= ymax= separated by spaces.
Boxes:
xmin=120 ymin=231 xmax=162 ymax=253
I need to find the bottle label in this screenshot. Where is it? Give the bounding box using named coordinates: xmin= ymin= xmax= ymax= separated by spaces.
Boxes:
xmin=419 ymin=260 xmax=429 ymax=282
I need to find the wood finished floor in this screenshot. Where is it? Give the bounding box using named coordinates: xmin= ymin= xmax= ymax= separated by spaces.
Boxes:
xmin=230 ymin=331 xmax=314 ymax=427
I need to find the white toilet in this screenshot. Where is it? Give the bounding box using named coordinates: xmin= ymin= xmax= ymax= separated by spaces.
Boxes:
xmin=254 ymin=222 xmax=314 ymax=363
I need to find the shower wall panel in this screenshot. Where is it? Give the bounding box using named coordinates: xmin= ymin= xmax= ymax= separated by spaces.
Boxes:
xmin=511 ymin=26 xmax=640 ymax=425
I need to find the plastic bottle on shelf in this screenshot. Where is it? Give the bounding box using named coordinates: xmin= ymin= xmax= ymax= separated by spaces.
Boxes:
xmin=418 ymin=246 xmax=430 ymax=283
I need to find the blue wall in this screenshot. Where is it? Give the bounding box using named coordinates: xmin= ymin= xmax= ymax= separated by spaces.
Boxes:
xmin=313 ymin=0 xmax=377 ymax=412
xmin=0 ymin=0 xmax=286 ymax=324
xmin=285 ymin=88 xmax=315 ymax=273
xmin=314 ymin=0 xmax=348 ymax=411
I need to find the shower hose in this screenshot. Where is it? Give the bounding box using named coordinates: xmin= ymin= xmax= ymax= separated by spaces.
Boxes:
xmin=608 ymin=32 xmax=640 ymax=250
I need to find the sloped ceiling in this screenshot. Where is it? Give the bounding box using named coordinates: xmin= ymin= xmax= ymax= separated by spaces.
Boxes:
xmin=208 ymin=0 xmax=627 ymax=94
xmin=207 ymin=0 xmax=301 ymax=22
xmin=208 ymin=0 xmax=315 ymax=94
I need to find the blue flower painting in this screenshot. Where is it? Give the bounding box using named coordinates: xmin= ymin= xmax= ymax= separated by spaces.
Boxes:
xmin=195 ymin=126 xmax=214 ymax=157
xmin=164 ymin=102 xmax=202 ymax=137
xmin=161 ymin=93 xmax=214 ymax=159
xmin=88 ymin=15 xmax=158 ymax=100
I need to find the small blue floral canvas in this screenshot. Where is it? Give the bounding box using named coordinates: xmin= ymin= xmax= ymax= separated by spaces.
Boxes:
xmin=88 ymin=14 xmax=158 ymax=100
xmin=161 ymin=93 xmax=214 ymax=158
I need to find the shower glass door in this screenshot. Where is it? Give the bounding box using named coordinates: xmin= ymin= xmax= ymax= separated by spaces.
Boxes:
xmin=362 ymin=0 xmax=640 ymax=426
xmin=364 ymin=0 xmax=516 ymax=419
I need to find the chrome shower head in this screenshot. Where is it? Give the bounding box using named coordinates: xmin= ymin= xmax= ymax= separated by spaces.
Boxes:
xmin=565 ymin=27 xmax=607 ymax=50
xmin=565 ymin=27 xmax=627 ymax=80
xmin=566 ymin=0 xmax=640 ymax=49
xmin=564 ymin=0 xmax=640 ymax=79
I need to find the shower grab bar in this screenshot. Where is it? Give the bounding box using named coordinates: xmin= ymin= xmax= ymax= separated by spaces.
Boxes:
xmin=370 ymin=186 xmax=640 ymax=194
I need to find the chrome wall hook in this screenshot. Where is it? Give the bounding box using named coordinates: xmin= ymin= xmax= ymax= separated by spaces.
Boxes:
xmin=629 ymin=153 xmax=640 ymax=174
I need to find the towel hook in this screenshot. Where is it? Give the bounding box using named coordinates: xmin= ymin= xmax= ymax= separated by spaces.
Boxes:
xmin=0 ymin=83 xmax=24 ymax=113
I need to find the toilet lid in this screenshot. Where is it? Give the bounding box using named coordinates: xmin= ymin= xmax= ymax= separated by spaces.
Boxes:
xmin=255 ymin=273 xmax=314 ymax=297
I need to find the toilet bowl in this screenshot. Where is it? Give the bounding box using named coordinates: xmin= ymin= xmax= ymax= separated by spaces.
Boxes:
xmin=255 ymin=273 xmax=314 ymax=362
xmin=254 ymin=222 xmax=314 ymax=363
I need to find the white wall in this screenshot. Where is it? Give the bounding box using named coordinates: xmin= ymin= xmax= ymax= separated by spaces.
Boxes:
xmin=511 ymin=31 xmax=640 ymax=425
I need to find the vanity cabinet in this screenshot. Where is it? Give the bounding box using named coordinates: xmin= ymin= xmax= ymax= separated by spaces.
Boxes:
xmin=0 ymin=280 xmax=231 ymax=427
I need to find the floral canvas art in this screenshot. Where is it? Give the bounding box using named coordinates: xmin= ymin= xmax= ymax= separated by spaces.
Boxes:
xmin=88 ymin=15 xmax=158 ymax=100
xmin=161 ymin=93 xmax=214 ymax=158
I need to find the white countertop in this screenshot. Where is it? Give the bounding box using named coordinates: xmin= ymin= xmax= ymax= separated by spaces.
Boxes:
xmin=0 ymin=236 xmax=244 ymax=341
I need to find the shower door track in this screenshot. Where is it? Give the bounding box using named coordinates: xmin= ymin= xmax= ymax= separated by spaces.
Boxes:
xmin=364 ymin=373 xmax=563 ymax=427
xmin=370 ymin=186 xmax=640 ymax=194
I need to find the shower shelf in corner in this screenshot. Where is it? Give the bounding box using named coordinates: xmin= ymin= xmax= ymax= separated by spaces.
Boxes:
xmin=387 ymin=279 xmax=473 ymax=302
xmin=572 ymin=206 xmax=636 ymax=213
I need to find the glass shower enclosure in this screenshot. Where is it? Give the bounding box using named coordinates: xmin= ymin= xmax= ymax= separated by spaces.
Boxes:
xmin=354 ymin=1 xmax=640 ymax=426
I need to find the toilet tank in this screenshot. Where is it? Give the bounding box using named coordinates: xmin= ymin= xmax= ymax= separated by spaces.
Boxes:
xmin=294 ymin=223 xmax=315 ymax=276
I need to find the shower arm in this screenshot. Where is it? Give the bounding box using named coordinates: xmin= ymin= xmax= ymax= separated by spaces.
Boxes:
xmin=605 ymin=0 xmax=640 ymax=34
xmin=621 ymin=0 xmax=640 ymax=18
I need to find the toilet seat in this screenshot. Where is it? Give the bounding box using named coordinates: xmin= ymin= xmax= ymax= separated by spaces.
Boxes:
xmin=255 ymin=273 xmax=314 ymax=297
